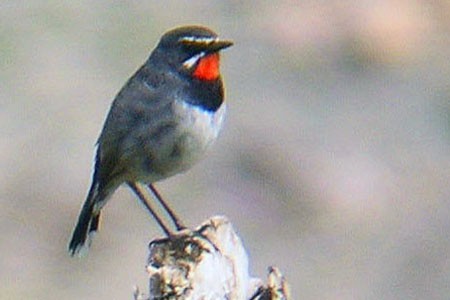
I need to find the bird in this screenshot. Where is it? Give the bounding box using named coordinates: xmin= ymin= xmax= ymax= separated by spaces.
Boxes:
xmin=68 ymin=25 xmax=233 ymax=256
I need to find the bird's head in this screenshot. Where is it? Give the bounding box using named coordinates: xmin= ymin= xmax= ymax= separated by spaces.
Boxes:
xmin=153 ymin=26 xmax=233 ymax=81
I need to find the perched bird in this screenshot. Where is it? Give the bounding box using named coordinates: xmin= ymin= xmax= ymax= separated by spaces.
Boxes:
xmin=68 ymin=25 xmax=233 ymax=256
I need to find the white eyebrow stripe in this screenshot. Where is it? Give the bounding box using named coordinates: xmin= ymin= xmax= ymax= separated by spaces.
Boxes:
xmin=183 ymin=52 xmax=205 ymax=69
xmin=179 ymin=36 xmax=218 ymax=44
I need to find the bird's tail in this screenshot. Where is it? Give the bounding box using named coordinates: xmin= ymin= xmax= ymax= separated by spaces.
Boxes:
xmin=68 ymin=181 xmax=102 ymax=257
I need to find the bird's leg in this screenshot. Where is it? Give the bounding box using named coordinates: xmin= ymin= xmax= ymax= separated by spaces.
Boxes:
xmin=128 ymin=182 xmax=173 ymax=236
xmin=148 ymin=183 xmax=186 ymax=231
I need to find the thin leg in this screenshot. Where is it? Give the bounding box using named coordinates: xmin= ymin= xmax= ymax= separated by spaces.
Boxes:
xmin=128 ymin=182 xmax=172 ymax=236
xmin=148 ymin=183 xmax=186 ymax=231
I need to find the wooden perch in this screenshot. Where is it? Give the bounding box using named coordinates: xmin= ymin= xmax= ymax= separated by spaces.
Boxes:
xmin=134 ymin=216 xmax=290 ymax=300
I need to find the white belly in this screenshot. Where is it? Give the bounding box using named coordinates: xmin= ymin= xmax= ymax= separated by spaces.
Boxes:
xmin=133 ymin=100 xmax=226 ymax=182
xmin=170 ymin=100 xmax=226 ymax=171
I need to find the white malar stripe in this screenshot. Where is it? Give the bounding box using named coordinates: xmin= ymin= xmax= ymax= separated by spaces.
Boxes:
xmin=179 ymin=36 xmax=218 ymax=44
xmin=183 ymin=52 xmax=205 ymax=69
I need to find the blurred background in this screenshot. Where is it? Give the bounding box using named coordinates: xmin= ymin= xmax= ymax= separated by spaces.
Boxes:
xmin=1 ymin=1 xmax=450 ymax=299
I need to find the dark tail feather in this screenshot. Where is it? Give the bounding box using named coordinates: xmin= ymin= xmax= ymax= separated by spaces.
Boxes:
xmin=89 ymin=213 xmax=101 ymax=233
xmin=68 ymin=182 xmax=100 ymax=257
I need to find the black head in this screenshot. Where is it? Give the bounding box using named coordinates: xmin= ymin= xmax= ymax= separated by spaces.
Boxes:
xmin=149 ymin=25 xmax=233 ymax=76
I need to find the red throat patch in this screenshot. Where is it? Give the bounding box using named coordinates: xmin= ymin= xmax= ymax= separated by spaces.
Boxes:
xmin=192 ymin=53 xmax=220 ymax=81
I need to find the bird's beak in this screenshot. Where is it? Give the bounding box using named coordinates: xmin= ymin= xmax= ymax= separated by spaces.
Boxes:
xmin=207 ymin=39 xmax=233 ymax=52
